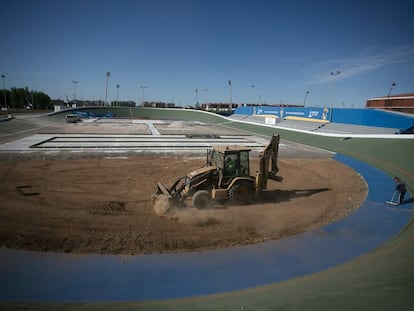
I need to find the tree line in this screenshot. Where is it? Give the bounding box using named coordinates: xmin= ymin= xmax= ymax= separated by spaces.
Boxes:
xmin=0 ymin=87 xmax=51 ymax=110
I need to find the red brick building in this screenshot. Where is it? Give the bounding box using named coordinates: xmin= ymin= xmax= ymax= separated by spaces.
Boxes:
xmin=366 ymin=93 xmax=414 ymax=114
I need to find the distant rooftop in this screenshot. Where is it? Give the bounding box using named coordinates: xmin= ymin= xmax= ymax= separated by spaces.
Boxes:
xmin=367 ymin=93 xmax=414 ymax=101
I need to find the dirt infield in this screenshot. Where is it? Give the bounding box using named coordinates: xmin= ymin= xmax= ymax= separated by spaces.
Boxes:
xmin=0 ymin=153 xmax=367 ymax=254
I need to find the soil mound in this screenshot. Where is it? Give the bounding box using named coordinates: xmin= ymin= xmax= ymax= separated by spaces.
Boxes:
xmin=0 ymin=156 xmax=367 ymax=254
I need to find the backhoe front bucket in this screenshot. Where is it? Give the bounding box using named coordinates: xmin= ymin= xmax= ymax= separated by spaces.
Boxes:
xmin=152 ymin=182 xmax=173 ymax=216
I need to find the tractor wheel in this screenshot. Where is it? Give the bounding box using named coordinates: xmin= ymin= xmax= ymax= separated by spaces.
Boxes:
xmin=192 ymin=190 xmax=213 ymax=209
xmin=228 ymin=181 xmax=253 ymax=204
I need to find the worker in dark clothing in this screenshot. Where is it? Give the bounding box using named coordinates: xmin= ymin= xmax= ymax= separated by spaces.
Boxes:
xmin=224 ymin=157 xmax=236 ymax=175
xmin=394 ymin=177 xmax=406 ymax=205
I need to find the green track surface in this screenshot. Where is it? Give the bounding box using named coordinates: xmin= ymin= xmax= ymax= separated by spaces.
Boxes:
xmin=4 ymin=107 xmax=414 ymax=310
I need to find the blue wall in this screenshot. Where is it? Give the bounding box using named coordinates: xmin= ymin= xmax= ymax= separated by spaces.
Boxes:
xmin=332 ymin=108 xmax=414 ymax=129
xmin=234 ymin=106 xmax=414 ymax=131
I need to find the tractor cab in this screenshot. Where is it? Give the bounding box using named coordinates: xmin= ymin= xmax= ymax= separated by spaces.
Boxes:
xmin=209 ymin=146 xmax=252 ymax=186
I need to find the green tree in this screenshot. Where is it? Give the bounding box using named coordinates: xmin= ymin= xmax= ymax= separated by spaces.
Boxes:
xmin=10 ymin=87 xmax=29 ymax=108
xmin=32 ymin=91 xmax=51 ymax=110
xmin=0 ymin=89 xmax=10 ymax=109
xmin=8 ymin=87 xmax=51 ymax=110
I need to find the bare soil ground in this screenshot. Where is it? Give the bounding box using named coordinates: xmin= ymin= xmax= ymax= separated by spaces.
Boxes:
xmin=0 ymin=153 xmax=367 ymax=254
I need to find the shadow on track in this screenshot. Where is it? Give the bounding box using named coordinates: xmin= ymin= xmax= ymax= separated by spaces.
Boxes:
xmin=260 ymin=188 xmax=331 ymax=204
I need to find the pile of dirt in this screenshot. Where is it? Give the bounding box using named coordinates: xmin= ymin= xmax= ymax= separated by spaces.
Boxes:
xmin=0 ymin=155 xmax=367 ymax=255
xmin=152 ymin=194 xmax=171 ymax=216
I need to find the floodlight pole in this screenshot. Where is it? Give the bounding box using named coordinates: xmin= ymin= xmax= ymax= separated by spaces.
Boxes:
xmin=104 ymin=72 xmax=111 ymax=106
xmin=330 ymin=70 xmax=340 ymax=121
xmin=228 ymin=80 xmax=232 ymax=110
xmin=304 ymin=90 xmax=309 ymax=107
xmin=72 ymin=80 xmax=78 ymax=105
xmin=140 ymin=86 xmax=147 ymax=107
xmin=204 ymin=88 xmax=209 ymax=102
xmin=386 ymin=82 xmax=396 ymax=106
xmin=1 ymin=75 xmax=7 ymax=111
xmin=116 ymin=84 xmax=120 ymax=106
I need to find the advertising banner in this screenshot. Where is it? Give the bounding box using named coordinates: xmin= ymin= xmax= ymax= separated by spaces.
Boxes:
xmin=254 ymin=107 xmax=329 ymax=122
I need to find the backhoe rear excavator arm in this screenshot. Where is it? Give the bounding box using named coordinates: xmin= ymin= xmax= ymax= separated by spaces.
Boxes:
xmin=257 ymin=134 xmax=281 ymax=192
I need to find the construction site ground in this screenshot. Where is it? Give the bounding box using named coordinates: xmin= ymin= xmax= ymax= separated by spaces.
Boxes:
xmin=0 ymin=115 xmax=367 ymax=255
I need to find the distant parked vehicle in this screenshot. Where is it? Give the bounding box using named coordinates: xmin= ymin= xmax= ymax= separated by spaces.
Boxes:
xmin=66 ymin=114 xmax=81 ymax=123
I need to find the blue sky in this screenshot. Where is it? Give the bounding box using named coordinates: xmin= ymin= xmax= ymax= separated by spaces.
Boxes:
xmin=1 ymin=0 xmax=413 ymax=107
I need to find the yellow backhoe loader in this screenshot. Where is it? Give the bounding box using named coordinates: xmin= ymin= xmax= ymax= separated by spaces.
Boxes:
xmin=152 ymin=133 xmax=282 ymax=211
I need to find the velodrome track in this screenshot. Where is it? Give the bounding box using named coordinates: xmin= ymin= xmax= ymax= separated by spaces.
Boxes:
xmin=1 ymin=107 xmax=414 ymax=310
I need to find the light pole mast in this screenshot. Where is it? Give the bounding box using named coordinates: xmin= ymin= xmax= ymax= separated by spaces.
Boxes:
xmin=1 ymin=75 xmax=7 ymax=111
xmin=228 ymin=80 xmax=232 ymax=111
xmin=304 ymin=91 xmax=309 ymax=107
xmin=250 ymin=84 xmax=255 ymax=106
xmin=330 ymin=70 xmax=341 ymax=121
xmin=386 ymin=82 xmax=396 ymax=106
xmin=257 ymin=94 xmax=262 ymax=106
xmin=116 ymin=84 xmax=120 ymax=106
xmin=140 ymin=86 xmax=147 ymax=107
xmin=72 ymin=80 xmax=78 ymax=106
xmin=104 ymin=72 xmax=111 ymax=106
xmin=204 ymin=88 xmax=209 ymax=102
